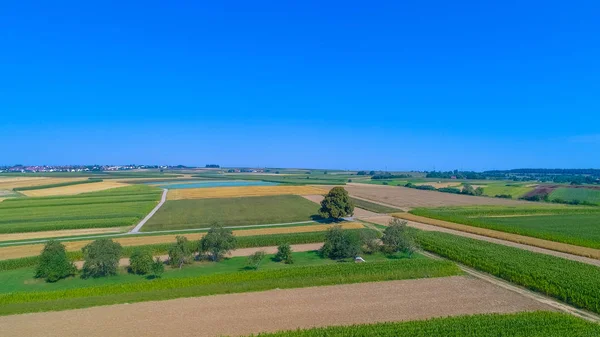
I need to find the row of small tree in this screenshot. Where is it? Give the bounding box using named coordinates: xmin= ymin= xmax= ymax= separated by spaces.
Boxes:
xmin=319 ymin=219 xmax=416 ymax=260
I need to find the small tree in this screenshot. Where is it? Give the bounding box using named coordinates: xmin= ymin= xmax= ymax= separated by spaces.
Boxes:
xmin=359 ymin=229 xmax=380 ymax=254
xmin=474 ymin=187 xmax=484 ymax=196
xmin=319 ymin=187 xmax=354 ymax=219
xmin=246 ymin=251 xmax=266 ymax=270
xmin=462 ymin=184 xmax=475 ymax=195
xmin=168 ymin=236 xmax=193 ymax=268
xmin=274 ymin=243 xmax=294 ymax=264
xmin=82 ymin=238 xmax=122 ymax=278
xmin=129 ymin=248 xmax=153 ymax=275
xmin=35 ymin=240 xmax=76 ymax=282
xmin=382 ymin=219 xmax=416 ymax=256
xmin=199 ymin=225 xmax=237 ymax=261
xmin=320 ymin=225 xmax=361 ymax=260
xmin=151 ymin=257 xmax=165 ymax=278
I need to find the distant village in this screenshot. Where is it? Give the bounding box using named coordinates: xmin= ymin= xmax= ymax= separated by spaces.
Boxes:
xmin=0 ymin=165 xmax=166 ymax=173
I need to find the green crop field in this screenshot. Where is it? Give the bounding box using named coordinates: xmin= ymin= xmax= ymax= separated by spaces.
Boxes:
xmin=0 ymin=185 xmax=162 ymax=233
xmin=411 ymin=205 xmax=600 ymax=249
xmin=0 ymin=253 xmax=459 ymax=315
xmin=250 ymin=312 xmax=600 ymax=337
xmin=481 ymin=183 xmax=534 ymax=198
xmin=349 ymin=197 xmax=403 ymax=213
xmin=550 ymin=187 xmax=600 ymax=205
xmin=415 ymin=229 xmax=600 ymax=314
xmin=142 ymin=195 xmax=320 ymax=231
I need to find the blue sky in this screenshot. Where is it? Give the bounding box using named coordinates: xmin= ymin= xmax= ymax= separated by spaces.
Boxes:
xmin=1 ymin=1 xmax=598 ymax=171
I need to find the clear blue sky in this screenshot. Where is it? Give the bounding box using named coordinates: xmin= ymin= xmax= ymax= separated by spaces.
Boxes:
xmin=1 ymin=1 xmax=598 ymax=171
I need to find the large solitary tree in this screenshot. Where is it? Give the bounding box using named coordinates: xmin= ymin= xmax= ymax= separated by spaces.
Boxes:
xmin=35 ymin=240 xmax=76 ymax=282
xmin=82 ymin=238 xmax=122 ymax=278
xmin=199 ymin=225 xmax=237 ymax=261
xmin=319 ymin=187 xmax=354 ymax=219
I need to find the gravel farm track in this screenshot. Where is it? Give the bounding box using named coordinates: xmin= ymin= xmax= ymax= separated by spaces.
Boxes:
xmin=0 ymin=276 xmax=551 ymax=337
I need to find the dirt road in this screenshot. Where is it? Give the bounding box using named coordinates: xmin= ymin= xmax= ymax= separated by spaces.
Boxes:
xmin=0 ymin=276 xmax=552 ymax=337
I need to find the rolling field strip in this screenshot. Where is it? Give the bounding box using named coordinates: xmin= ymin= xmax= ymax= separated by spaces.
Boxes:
xmin=130 ymin=188 xmax=168 ymax=233
xmin=394 ymin=213 xmax=600 ymax=261
xmin=167 ymin=185 xmax=327 ymax=200
xmin=20 ymin=181 xmax=129 ymax=197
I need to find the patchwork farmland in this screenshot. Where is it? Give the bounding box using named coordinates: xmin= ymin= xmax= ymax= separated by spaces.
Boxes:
xmin=1 ymin=171 xmax=600 ymax=336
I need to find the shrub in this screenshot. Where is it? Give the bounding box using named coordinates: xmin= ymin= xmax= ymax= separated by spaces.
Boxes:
xmin=151 ymin=257 xmax=165 ymax=278
xmin=199 ymin=225 xmax=237 ymax=261
xmin=382 ymin=219 xmax=416 ymax=256
xmin=474 ymin=187 xmax=484 ymax=196
xmin=246 ymin=251 xmax=266 ymax=270
xmin=359 ymin=228 xmax=380 ymax=254
xmin=169 ymin=236 xmax=194 ymax=268
xmin=129 ymin=248 xmax=153 ymax=275
xmin=82 ymin=239 xmax=122 ymax=278
xmin=35 ymin=240 xmax=76 ymax=283
xmin=320 ymin=225 xmax=361 ymax=260
xmin=495 ymin=194 xmax=513 ymax=199
xmin=319 ymin=187 xmax=354 ymax=219
xmin=274 ymin=243 xmax=294 ymax=264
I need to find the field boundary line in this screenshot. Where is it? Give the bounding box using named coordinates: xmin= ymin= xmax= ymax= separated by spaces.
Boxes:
xmin=394 ymin=213 xmax=600 ymax=261
xmin=420 ymin=251 xmax=600 ymax=323
xmin=130 ymin=188 xmax=168 ymax=233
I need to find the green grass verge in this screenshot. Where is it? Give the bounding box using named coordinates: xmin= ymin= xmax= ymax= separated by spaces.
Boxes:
xmin=415 ymin=229 xmax=600 ymax=314
xmin=0 ymin=255 xmax=460 ymax=315
xmin=411 ymin=206 xmax=600 ymax=249
xmin=0 ymin=186 xmax=161 ymax=233
xmin=12 ymin=178 xmax=103 ymax=191
xmin=143 ymin=195 xmax=320 ymax=231
xmin=248 ymin=311 xmax=600 ymax=336
xmin=0 ymin=229 xmax=370 ymax=271
xmin=550 ymin=187 xmax=600 ymax=205
xmin=350 ymin=197 xmax=403 ymax=213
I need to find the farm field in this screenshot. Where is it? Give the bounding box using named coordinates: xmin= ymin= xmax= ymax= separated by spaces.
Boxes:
xmin=0 ymin=177 xmax=87 ymax=191
xmin=415 ymin=229 xmax=600 ymax=314
xmin=254 ymin=312 xmax=599 ymax=337
xmin=0 ymin=185 xmax=161 ymax=234
xmin=143 ymin=195 xmax=321 ymax=231
xmin=0 ymin=222 xmax=366 ymax=260
xmin=167 ymin=185 xmax=327 ymax=200
xmin=481 ymin=183 xmax=535 ymax=199
xmin=0 ymin=254 xmax=461 ymax=315
xmin=20 ymin=181 xmax=129 ymax=197
xmin=411 ymin=206 xmax=600 ymax=249
xmin=0 ymin=280 xmax=559 ymax=337
xmin=348 ymin=197 xmax=403 ymax=213
xmin=147 ymin=180 xmax=279 ymax=189
xmin=193 ymin=172 xmax=360 ymax=185
xmin=550 ymin=187 xmax=600 ymax=205
xmin=343 ymin=183 xmax=532 ymax=210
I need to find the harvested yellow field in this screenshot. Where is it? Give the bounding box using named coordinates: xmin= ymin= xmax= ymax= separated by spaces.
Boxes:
xmin=0 ymin=227 xmax=129 ymax=243
xmin=416 ymin=182 xmax=462 ymax=189
xmin=393 ymin=213 xmax=600 ymax=260
xmin=0 ymin=222 xmax=364 ymax=260
xmin=21 ymin=181 xmax=129 ymax=197
xmin=0 ymin=177 xmax=85 ymax=190
xmin=168 ymin=185 xmax=328 ymax=200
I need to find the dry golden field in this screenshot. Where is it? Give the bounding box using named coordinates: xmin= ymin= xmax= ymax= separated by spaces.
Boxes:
xmin=415 ymin=182 xmax=462 ymax=189
xmin=168 ymin=185 xmax=328 ymax=200
xmin=21 ymin=181 xmax=129 ymax=197
xmin=0 ymin=177 xmax=86 ymax=190
xmin=0 ymin=222 xmax=364 ymax=260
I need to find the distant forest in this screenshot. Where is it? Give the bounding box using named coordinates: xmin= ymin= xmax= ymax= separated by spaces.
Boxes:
xmin=425 ymin=169 xmax=600 ymax=185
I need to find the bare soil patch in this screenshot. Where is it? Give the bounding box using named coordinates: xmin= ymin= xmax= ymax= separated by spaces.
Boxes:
xmin=0 ymin=276 xmax=551 ymax=337
xmin=345 ymin=183 xmax=533 ymax=209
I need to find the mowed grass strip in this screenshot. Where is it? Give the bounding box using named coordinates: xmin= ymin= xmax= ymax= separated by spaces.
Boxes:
xmin=248 ymin=312 xmax=600 ymax=337
xmin=167 ymin=185 xmax=327 ymax=200
xmin=0 ymin=257 xmax=460 ymax=315
xmin=143 ymin=195 xmax=320 ymax=231
xmin=0 ymin=222 xmax=365 ymax=260
xmin=409 ymin=206 xmax=600 ymax=250
xmin=415 ymin=229 xmax=600 ymax=314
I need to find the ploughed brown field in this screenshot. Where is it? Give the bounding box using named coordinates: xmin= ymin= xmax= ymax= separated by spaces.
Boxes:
xmin=344 ymin=183 xmax=534 ymax=210
xmin=0 ymin=276 xmax=551 ymax=337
